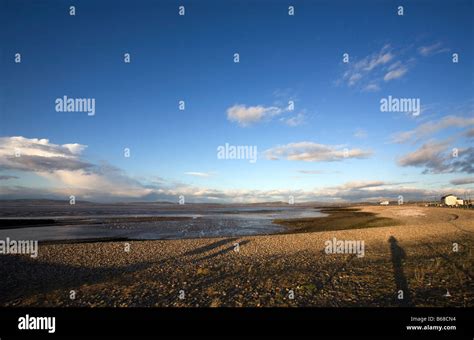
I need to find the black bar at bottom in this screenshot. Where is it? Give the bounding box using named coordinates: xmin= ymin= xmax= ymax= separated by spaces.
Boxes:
xmin=0 ymin=307 xmax=472 ymax=339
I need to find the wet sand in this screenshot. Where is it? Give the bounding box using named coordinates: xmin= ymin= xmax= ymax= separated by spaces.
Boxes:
xmin=0 ymin=205 xmax=473 ymax=307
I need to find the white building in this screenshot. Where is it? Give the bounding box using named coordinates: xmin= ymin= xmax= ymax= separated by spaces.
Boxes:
xmin=380 ymin=201 xmax=389 ymax=205
xmin=441 ymin=194 xmax=459 ymax=206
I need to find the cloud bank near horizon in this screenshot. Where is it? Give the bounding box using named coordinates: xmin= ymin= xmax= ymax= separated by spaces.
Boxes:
xmin=0 ymin=136 xmax=472 ymax=203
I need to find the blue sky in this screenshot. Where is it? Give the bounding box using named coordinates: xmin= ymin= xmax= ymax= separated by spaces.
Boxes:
xmin=0 ymin=0 xmax=473 ymax=202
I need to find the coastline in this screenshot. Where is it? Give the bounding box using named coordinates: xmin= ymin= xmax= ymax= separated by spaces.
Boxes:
xmin=0 ymin=205 xmax=473 ymax=307
xmin=0 ymin=206 xmax=395 ymax=243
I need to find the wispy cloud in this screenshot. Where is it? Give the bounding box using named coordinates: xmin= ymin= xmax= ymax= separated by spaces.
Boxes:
xmin=340 ymin=44 xmax=411 ymax=91
xmin=450 ymin=177 xmax=474 ymax=186
xmin=418 ymin=42 xmax=449 ymax=57
xmin=227 ymin=101 xmax=306 ymax=128
xmin=362 ymin=83 xmax=380 ymax=92
xmin=465 ymin=128 xmax=474 ymax=138
xmin=264 ymin=142 xmax=372 ymax=162
xmin=353 ymin=128 xmax=368 ymax=139
xmin=298 ymin=170 xmax=325 ymax=174
xmin=184 ymin=172 xmax=215 ymax=178
xmin=282 ymin=112 xmax=305 ymax=127
xmin=338 ymin=180 xmax=386 ymax=190
xmin=391 ymin=116 xmax=474 ymax=144
xmin=355 ymin=45 xmax=394 ymax=72
xmin=0 ymin=175 xmax=18 ymax=180
xmin=383 ymin=65 xmax=408 ymax=81
xmin=341 ymin=42 xmax=449 ymax=91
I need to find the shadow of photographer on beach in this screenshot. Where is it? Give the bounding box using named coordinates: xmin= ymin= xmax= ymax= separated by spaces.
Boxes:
xmin=388 ymin=236 xmax=413 ymax=306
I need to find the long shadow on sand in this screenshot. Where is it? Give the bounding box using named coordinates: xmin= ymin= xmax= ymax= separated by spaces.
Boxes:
xmin=388 ymin=236 xmax=413 ymax=306
xmin=183 ymin=237 xmax=239 ymax=257
xmin=0 ymin=255 xmax=154 ymax=305
xmin=0 ymin=237 xmax=250 ymax=305
xmin=195 ymin=240 xmax=250 ymax=262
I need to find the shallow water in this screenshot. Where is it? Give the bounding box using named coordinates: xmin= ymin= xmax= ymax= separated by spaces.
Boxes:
xmin=0 ymin=206 xmax=325 ymax=241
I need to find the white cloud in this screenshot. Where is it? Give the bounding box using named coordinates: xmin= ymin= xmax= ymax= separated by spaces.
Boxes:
xmin=0 ymin=136 xmax=87 ymax=159
xmin=41 ymin=168 xmax=152 ymax=198
xmin=63 ymin=143 xmax=87 ymax=155
xmin=398 ymin=140 xmax=449 ymax=168
xmin=227 ymin=104 xmax=282 ymax=127
xmin=0 ymin=136 xmax=90 ymax=172
xmin=0 ymin=139 xmax=471 ymax=203
xmin=264 ymin=142 xmax=372 ymax=162
xmin=397 ymin=140 xmax=474 ymax=174
xmin=0 ymin=136 xmax=151 ymax=198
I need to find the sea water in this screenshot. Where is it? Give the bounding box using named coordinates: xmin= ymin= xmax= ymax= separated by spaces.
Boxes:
xmin=0 ymin=206 xmax=326 ymax=242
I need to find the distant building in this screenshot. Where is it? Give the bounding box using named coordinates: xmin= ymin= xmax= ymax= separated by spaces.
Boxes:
xmin=380 ymin=201 xmax=389 ymax=205
xmin=441 ymin=194 xmax=459 ymax=206
xmin=456 ymin=199 xmax=464 ymax=206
